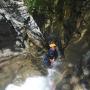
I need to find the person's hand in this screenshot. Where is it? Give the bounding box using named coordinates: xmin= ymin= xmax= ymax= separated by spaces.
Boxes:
xmin=50 ymin=58 xmax=55 ymax=63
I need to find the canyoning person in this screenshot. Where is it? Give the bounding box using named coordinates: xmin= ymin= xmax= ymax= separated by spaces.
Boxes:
xmin=44 ymin=31 xmax=65 ymax=60
xmin=43 ymin=42 xmax=58 ymax=67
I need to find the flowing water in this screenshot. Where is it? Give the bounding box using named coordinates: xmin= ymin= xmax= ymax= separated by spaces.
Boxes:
xmin=5 ymin=61 xmax=63 ymax=90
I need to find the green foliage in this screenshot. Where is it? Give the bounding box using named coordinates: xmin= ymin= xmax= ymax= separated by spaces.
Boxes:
xmin=24 ymin=0 xmax=89 ymax=33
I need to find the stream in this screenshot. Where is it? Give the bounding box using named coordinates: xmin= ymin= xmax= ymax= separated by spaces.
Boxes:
xmin=5 ymin=61 xmax=63 ymax=90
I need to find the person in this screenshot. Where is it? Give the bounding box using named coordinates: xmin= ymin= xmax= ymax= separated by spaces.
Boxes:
xmin=43 ymin=43 xmax=58 ymax=67
xmin=44 ymin=31 xmax=65 ymax=60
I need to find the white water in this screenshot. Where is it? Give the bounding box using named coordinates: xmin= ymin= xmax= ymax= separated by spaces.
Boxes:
xmin=5 ymin=76 xmax=54 ymax=90
xmin=5 ymin=61 xmax=62 ymax=90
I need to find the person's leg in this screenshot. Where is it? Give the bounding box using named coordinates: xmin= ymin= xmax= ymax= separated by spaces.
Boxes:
xmin=43 ymin=55 xmax=51 ymax=67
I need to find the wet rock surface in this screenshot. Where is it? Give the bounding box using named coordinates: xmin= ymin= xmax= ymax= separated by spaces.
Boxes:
xmin=0 ymin=0 xmax=44 ymax=51
xmin=0 ymin=52 xmax=47 ymax=89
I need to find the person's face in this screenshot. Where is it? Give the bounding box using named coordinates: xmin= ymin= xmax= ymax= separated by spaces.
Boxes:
xmin=51 ymin=47 xmax=56 ymax=50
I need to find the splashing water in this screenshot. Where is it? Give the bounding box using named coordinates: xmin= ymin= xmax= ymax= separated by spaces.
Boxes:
xmin=6 ymin=77 xmax=53 ymax=90
xmin=5 ymin=61 xmax=62 ymax=90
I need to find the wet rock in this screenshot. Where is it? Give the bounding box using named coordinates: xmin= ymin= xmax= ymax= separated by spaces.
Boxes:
xmin=0 ymin=0 xmax=44 ymax=52
xmin=70 ymin=75 xmax=79 ymax=84
xmin=61 ymin=83 xmax=71 ymax=90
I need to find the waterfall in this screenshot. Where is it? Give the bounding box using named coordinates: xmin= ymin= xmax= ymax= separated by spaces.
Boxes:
xmin=5 ymin=61 xmax=63 ymax=90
